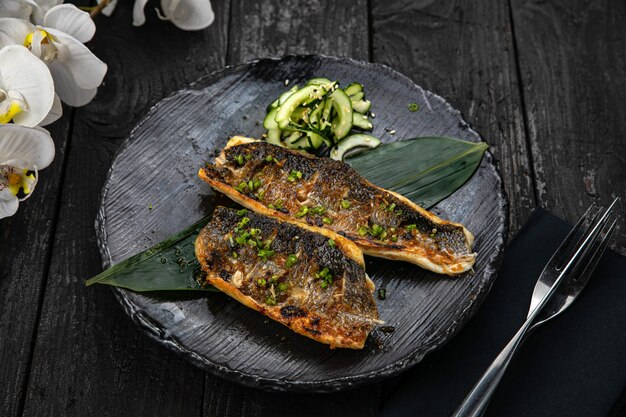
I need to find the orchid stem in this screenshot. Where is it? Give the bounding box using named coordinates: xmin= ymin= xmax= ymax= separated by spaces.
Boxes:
xmin=90 ymin=0 xmax=111 ymax=18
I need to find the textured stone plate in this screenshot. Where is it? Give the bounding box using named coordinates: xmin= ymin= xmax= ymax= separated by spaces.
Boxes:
xmin=96 ymin=55 xmax=508 ymax=392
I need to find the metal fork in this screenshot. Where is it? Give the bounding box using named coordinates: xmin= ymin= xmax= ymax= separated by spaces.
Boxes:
xmin=452 ymin=199 xmax=621 ymax=417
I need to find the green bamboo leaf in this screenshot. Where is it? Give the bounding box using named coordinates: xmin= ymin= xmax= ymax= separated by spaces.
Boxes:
xmin=86 ymin=216 xmax=219 ymax=292
xmin=347 ymin=137 xmax=488 ymax=209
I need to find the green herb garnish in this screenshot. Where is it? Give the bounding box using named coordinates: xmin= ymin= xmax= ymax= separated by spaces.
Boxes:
xmin=408 ymin=103 xmax=419 ymax=112
xmin=285 ymin=254 xmax=298 ymax=268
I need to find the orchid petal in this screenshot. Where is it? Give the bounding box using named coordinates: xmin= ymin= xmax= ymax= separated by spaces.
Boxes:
xmin=0 ymin=189 xmax=19 ymax=219
xmin=39 ymin=93 xmax=62 ymax=126
xmin=97 ymin=0 xmax=118 ymax=17
xmin=0 ymin=45 xmax=54 ymax=127
xmin=44 ymin=27 xmax=107 ymax=89
xmin=0 ymin=17 xmax=34 ymax=47
xmin=46 ymin=59 xmax=98 ymax=107
xmin=133 ymin=0 xmax=149 ymax=26
xmin=160 ymin=0 xmax=214 ymax=30
xmin=0 ymin=0 xmax=32 ymax=20
xmin=0 ymin=124 xmax=55 ymax=169
xmin=44 ymin=4 xmax=95 ymax=43
xmin=21 ymin=0 xmax=44 ymax=24
xmin=32 ymin=0 xmax=62 ymax=17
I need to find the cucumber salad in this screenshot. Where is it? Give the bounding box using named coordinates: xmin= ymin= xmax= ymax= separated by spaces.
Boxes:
xmin=262 ymin=77 xmax=381 ymax=160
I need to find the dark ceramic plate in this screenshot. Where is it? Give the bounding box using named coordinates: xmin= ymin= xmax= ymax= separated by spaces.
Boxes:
xmin=96 ymin=55 xmax=508 ymax=392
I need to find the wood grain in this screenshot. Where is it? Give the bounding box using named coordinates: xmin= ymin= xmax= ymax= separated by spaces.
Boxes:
xmin=227 ymin=0 xmax=369 ymax=64
xmin=18 ymin=1 xmax=229 ymax=416
xmin=370 ymin=0 xmax=535 ymax=238
xmin=0 ymin=109 xmax=72 ymax=417
xmin=510 ymin=0 xmax=626 ymax=254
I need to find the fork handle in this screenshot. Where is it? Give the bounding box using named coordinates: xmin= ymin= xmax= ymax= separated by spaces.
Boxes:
xmin=450 ymin=316 xmax=535 ymax=417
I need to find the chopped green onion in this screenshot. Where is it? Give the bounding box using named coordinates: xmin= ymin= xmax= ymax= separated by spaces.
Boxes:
xmin=408 ymin=103 xmax=420 ymax=112
xmin=257 ymin=248 xmax=275 ymax=261
xmin=322 ymin=217 xmax=333 ymax=224
xmin=235 ymin=154 xmax=244 ymax=165
xmin=285 ymin=254 xmax=298 ymax=268
xmin=257 ymin=278 xmax=267 ymax=287
xmin=235 ymin=182 xmax=248 ymax=192
xmin=341 ymin=200 xmax=351 ymax=209
xmin=236 ymin=209 xmax=248 ymax=216
xmin=277 ymin=282 xmax=288 ymax=292
xmin=287 ymin=170 xmax=303 ymax=182
xmin=265 ymin=296 xmax=276 ymax=306
xmin=358 ymin=226 xmax=369 ymax=236
xmin=295 ymin=205 xmax=309 ymax=218
xmin=378 ymin=288 xmax=387 ymax=300
xmin=371 ymin=224 xmax=384 ymax=237
xmin=327 ymin=239 xmax=336 ymax=248
xmin=309 ymin=205 xmax=326 ymax=215
xmin=406 ymin=224 xmax=417 ymax=231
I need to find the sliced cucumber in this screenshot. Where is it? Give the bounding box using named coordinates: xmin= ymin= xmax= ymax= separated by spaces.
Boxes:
xmin=349 ymin=91 xmax=364 ymax=102
xmin=275 ymin=85 xmax=329 ymax=129
xmin=306 ymin=77 xmax=333 ymax=86
xmin=267 ymin=129 xmax=282 ymax=145
xmin=263 ymin=107 xmax=279 ymax=129
xmin=328 ymin=89 xmax=353 ymax=140
xmin=278 ymin=85 xmax=299 ymax=106
xmin=352 ymin=99 xmax=371 ymax=114
xmin=290 ymin=136 xmax=310 ymax=149
xmin=286 ymin=131 xmax=304 ymax=145
xmin=344 ymin=82 xmax=363 ymax=96
xmin=321 ymin=97 xmax=333 ymax=128
xmin=352 ymin=113 xmax=373 ymax=130
xmin=305 ymin=131 xmax=325 ymax=149
xmin=330 ymin=134 xmax=381 ymax=161
xmin=309 ymin=102 xmax=324 ymax=126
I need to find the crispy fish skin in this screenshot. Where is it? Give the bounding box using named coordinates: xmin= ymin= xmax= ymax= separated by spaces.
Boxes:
xmin=199 ymin=136 xmax=476 ymax=275
xmin=195 ymin=206 xmax=380 ymax=349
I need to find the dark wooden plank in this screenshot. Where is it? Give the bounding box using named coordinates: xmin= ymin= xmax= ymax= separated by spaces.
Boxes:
xmin=195 ymin=1 xmax=385 ymax=416
xmin=226 ymin=0 xmax=369 ymax=64
xmin=19 ymin=1 xmax=230 ymax=416
xmin=0 ymin=110 xmax=72 ymax=417
xmin=510 ymin=0 xmax=626 ymax=254
xmin=370 ymin=0 xmax=535 ymax=238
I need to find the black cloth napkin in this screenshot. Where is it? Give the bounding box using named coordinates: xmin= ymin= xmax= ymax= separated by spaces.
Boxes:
xmin=379 ymin=208 xmax=626 ymax=417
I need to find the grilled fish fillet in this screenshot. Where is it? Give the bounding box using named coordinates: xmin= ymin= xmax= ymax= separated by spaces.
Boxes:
xmin=199 ymin=136 xmax=476 ymax=275
xmin=195 ymin=206 xmax=380 ymax=349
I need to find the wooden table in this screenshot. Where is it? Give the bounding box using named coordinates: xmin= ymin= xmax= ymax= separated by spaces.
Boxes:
xmin=2 ymin=1 xmax=625 ymax=416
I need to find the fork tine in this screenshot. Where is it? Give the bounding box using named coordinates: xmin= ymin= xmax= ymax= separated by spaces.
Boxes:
xmin=529 ymin=198 xmax=619 ymax=315
xmin=554 ymin=198 xmax=619 ymax=282
xmin=545 ymin=203 xmax=599 ymax=269
xmin=575 ymin=215 xmax=619 ymax=284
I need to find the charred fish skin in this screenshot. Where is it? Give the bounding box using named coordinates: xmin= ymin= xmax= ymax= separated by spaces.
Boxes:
xmin=195 ymin=206 xmax=380 ymax=349
xmin=199 ymin=137 xmax=476 ymax=276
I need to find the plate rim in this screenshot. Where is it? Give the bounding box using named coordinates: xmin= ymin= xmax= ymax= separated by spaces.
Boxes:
xmin=95 ymin=54 xmax=509 ymax=392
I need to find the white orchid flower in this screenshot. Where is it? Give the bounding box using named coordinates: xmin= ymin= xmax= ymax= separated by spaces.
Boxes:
xmin=0 ymin=45 xmax=57 ymax=127
xmin=97 ymin=0 xmax=214 ymax=31
xmin=0 ymin=6 xmax=107 ymax=107
xmin=0 ymin=124 xmax=55 ymax=219
xmin=0 ymin=0 xmax=62 ymax=24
